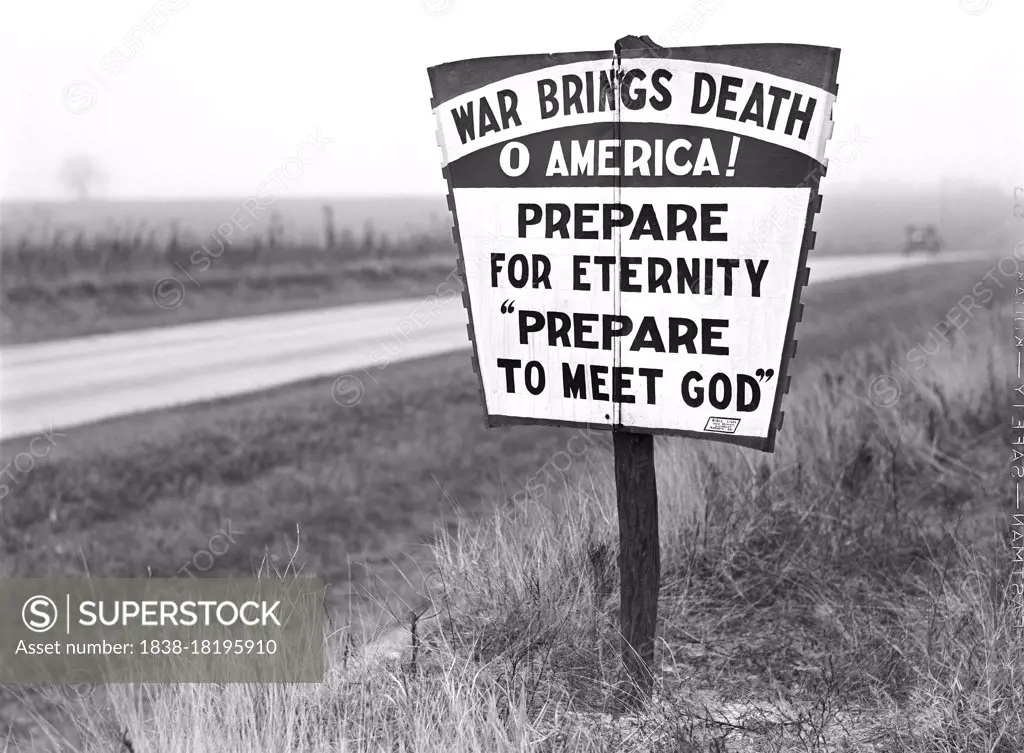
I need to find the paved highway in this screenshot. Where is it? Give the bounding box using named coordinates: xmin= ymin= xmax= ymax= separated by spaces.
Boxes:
xmin=0 ymin=251 xmax=988 ymax=440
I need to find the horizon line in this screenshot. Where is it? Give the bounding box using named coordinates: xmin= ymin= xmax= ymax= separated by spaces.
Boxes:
xmin=1 ymin=179 xmax=1011 ymax=205
xmin=0 ymin=192 xmax=451 ymax=204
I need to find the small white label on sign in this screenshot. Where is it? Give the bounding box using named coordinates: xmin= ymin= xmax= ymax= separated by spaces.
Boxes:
xmin=705 ymin=417 xmax=741 ymax=434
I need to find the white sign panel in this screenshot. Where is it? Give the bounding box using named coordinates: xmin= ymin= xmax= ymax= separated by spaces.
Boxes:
xmin=428 ymin=42 xmax=840 ymax=452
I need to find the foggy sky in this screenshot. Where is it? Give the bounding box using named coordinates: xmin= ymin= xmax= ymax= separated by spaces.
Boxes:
xmin=2 ymin=0 xmax=1021 ymax=200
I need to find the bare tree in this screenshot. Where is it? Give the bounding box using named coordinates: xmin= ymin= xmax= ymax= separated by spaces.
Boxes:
xmin=57 ymin=155 xmax=106 ymax=201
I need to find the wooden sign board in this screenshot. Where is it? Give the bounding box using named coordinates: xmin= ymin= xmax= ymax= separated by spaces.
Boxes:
xmin=428 ymin=42 xmax=840 ymax=453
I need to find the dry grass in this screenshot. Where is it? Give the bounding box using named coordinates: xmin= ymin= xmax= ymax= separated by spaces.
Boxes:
xmin=5 ymin=300 xmax=1018 ymax=752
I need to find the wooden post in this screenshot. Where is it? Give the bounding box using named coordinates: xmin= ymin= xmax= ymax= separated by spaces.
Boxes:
xmin=613 ymin=429 xmax=659 ymax=708
xmin=612 ymin=33 xmax=663 ymax=711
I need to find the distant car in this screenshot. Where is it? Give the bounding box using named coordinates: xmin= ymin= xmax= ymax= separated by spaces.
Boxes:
xmin=903 ymin=224 xmax=942 ymax=256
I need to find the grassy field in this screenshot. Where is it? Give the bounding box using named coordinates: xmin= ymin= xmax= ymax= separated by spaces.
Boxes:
xmin=1 ymin=259 xmax=1016 ymax=750
xmin=0 ymin=227 xmax=458 ymax=344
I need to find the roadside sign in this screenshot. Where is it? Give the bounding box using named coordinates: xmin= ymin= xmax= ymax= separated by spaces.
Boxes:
xmin=429 ymin=39 xmax=839 ymax=453
xmin=428 ymin=35 xmax=840 ymax=706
